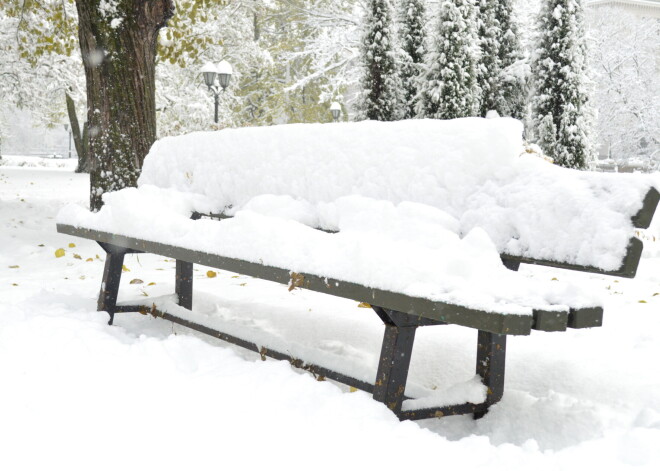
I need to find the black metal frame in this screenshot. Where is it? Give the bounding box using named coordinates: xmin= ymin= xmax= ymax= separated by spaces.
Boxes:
xmin=95 ymin=241 xmax=509 ymax=420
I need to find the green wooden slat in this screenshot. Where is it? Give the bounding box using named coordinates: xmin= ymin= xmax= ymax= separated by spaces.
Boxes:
xmin=57 ymin=223 xmax=540 ymax=335
xmin=632 ymin=187 xmax=660 ymax=229
xmin=568 ymin=307 xmax=604 ymax=329
xmin=501 ymin=237 xmax=643 ymax=279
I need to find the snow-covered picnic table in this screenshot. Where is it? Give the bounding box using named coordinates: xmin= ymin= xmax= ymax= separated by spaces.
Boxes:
xmin=57 ymin=117 xmax=659 ymax=420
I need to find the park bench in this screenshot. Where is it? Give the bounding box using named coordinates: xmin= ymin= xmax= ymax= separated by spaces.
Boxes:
xmin=56 ymin=118 xmax=659 ymax=420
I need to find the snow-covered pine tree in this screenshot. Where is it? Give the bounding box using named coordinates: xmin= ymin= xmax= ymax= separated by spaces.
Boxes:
xmin=399 ymin=0 xmax=427 ymax=119
xmin=494 ymin=0 xmax=526 ymax=120
xmin=475 ymin=0 xmax=526 ymax=119
xmin=475 ymin=0 xmax=499 ymax=117
xmin=417 ymin=0 xmax=479 ymax=119
xmin=531 ymin=0 xmax=592 ymax=169
xmin=359 ymin=0 xmax=402 ymax=121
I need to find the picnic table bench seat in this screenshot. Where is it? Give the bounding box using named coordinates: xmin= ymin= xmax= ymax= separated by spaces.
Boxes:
xmin=57 ymin=118 xmax=659 ymax=420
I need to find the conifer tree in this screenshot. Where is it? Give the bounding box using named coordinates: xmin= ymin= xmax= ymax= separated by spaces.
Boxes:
xmin=531 ymin=0 xmax=592 ymax=169
xmin=417 ymin=0 xmax=479 ymax=119
xmin=399 ymin=0 xmax=427 ymax=119
xmin=476 ymin=0 xmax=500 ymax=117
xmin=359 ymin=0 xmax=402 ymax=121
xmin=494 ymin=0 xmax=526 ymax=119
xmin=476 ymin=0 xmax=526 ymax=119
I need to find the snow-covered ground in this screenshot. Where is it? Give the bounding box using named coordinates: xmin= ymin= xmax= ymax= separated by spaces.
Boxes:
xmin=1 ymin=158 xmax=660 ymax=470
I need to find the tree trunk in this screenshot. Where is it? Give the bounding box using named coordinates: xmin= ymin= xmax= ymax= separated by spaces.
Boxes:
xmin=75 ymin=0 xmax=174 ymax=210
xmin=65 ymin=91 xmax=90 ymax=173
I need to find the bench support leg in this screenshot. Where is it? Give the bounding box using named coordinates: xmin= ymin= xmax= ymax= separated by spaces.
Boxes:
xmin=97 ymin=248 xmax=126 ymax=326
xmin=474 ymin=330 xmax=507 ymax=419
xmin=175 ymin=260 xmax=194 ymax=310
xmin=373 ymin=316 xmax=417 ymax=414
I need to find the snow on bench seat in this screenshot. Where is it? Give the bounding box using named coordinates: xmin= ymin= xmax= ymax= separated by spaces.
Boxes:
xmin=59 ymin=184 xmax=601 ymax=316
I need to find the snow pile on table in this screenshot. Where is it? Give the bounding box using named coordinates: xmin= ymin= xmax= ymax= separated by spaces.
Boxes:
xmin=58 ymin=118 xmax=657 ymax=315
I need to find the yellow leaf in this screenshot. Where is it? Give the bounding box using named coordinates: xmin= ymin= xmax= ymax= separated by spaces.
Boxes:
xmin=130 ymin=279 xmax=144 ymax=284
xmin=551 ymin=277 xmax=558 ymax=281
xmin=207 ymin=270 xmax=217 ymax=278
xmin=148 ymin=282 xmax=156 ymax=286
xmin=8 ymin=265 xmax=19 ymax=269
xmin=231 ymin=275 xmax=240 ymax=278
xmin=122 ymin=265 xmax=130 ymax=272
xmin=357 ymin=302 xmax=371 ymax=308
xmin=86 ymin=258 xmax=93 ymax=262
xmin=639 ymin=300 xmax=647 ymax=303
xmin=12 ymin=283 xmax=18 ymax=286
xmin=95 ymin=254 xmax=101 ymax=260
xmin=349 ymin=387 xmax=358 ymax=393
xmin=55 ymin=248 xmax=65 ymax=258
xmin=239 ymin=283 xmax=247 ymax=286
xmin=68 ymin=243 xmax=76 ymax=248
xmin=73 ymin=254 xmax=82 ymax=260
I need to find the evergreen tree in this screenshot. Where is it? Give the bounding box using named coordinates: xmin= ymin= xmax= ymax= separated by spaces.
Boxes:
xmin=399 ymin=0 xmax=427 ymax=119
xmin=494 ymin=0 xmax=526 ymax=120
xmin=476 ymin=0 xmax=500 ymax=117
xmin=531 ymin=0 xmax=592 ymax=169
xmin=359 ymin=0 xmax=402 ymax=121
xmin=417 ymin=0 xmax=479 ymax=119
xmin=476 ymin=0 xmax=526 ymax=119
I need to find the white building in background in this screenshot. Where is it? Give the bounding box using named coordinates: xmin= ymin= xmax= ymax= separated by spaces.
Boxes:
xmin=587 ymin=0 xmax=660 ymax=18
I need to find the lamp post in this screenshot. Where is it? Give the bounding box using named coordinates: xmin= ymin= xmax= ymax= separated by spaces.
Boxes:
xmin=63 ymin=123 xmax=72 ymax=159
xmin=330 ymin=102 xmax=342 ymax=122
xmin=202 ymin=60 xmax=233 ymax=124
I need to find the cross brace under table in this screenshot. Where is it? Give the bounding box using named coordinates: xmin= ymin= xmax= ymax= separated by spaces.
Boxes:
xmin=98 ymin=241 xmax=505 ymax=421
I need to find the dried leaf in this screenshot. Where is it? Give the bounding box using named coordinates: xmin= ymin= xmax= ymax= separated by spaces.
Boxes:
xmin=8 ymin=265 xmax=19 ymax=269
xmin=357 ymin=302 xmax=371 ymax=308
xmin=148 ymin=282 xmax=156 ymax=286
xmin=86 ymin=258 xmax=94 ymax=262
xmin=239 ymin=283 xmax=247 ymax=286
xmin=653 ymin=293 xmax=659 ymax=297
xmin=288 ymin=272 xmax=305 ymax=291
xmin=68 ymin=243 xmax=76 ymax=248
xmin=130 ymin=278 xmax=144 ymax=285
xmin=73 ymin=254 xmax=82 ymax=260
xmin=207 ymin=270 xmax=217 ymax=278
xmin=231 ymin=275 xmax=240 ymax=279
xmin=54 ymin=248 xmax=65 ymax=258
xmin=38 ymin=244 xmax=44 ymax=247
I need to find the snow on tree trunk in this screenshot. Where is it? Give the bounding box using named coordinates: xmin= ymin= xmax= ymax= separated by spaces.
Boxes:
xmin=417 ymin=0 xmax=479 ymax=120
xmin=358 ymin=0 xmax=402 ymax=121
xmin=399 ymin=0 xmax=427 ymax=119
xmin=531 ymin=0 xmax=593 ymax=169
xmin=75 ymin=0 xmax=174 ymax=210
